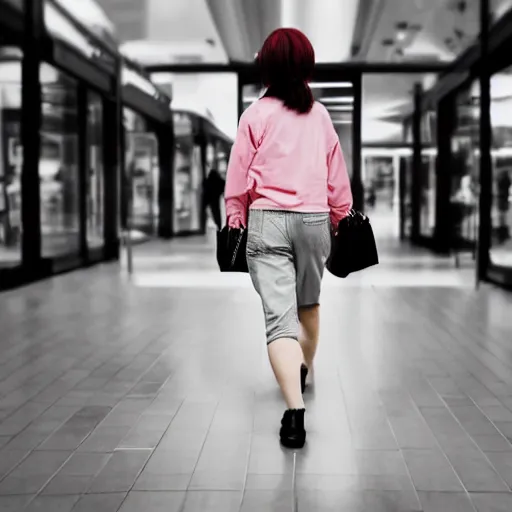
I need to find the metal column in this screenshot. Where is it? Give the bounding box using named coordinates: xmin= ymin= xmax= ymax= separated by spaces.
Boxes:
xmin=477 ymin=0 xmax=492 ymax=287
xmin=411 ymin=83 xmax=423 ymax=243
xmin=433 ymin=95 xmax=454 ymax=254
xmin=21 ymin=0 xmax=43 ymax=270
xmin=352 ymin=73 xmax=364 ymax=212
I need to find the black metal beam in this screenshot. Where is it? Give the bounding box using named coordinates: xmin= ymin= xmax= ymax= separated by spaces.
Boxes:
xmin=103 ymin=66 xmax=122 ymax=260
xmin=145 ymin=61 xmax=450 ymax=76
xmin=122 ymin=85 xmax=171 ymax=124
xmin=352 ymin=74 xmax=364 ymax=212
xmin=477 ymin=0 xmax=492 ymax=284
xmin=21 ymin=0 xmax=43 ymax=269
xmin=433 ymin=95 xmax=454 ymax=253
xmin=50 ymin=40 xmax=113 ymax=93
xmin=156 ymin=122 xmax=174 ymax=238
xmin=411 ymin=83 xmax=422 ymax=243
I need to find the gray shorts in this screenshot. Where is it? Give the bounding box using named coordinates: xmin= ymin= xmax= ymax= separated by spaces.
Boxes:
xmin=246 ymin=209 xmax=331 ymax=344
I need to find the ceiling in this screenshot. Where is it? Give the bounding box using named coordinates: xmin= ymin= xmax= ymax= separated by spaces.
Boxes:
xmin=90 ymin=0 xmax=512 ymax=143
xmin=97 ymin=0 xmax=229 ymax=64
xmin=205 ymin=0 xmax=360 ymax=63
xmin=103 ymin=0 xmax=512 ymax=66
xmin=354 ymin=0 xmax=479 ymax=63
xmin=100 ymin=0 xmax=360 ymax=65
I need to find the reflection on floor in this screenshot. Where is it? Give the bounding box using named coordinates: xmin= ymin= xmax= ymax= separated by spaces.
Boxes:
xmin=0 ymin=235 xmax=512 ymax=511
xmin=491 ymin=239 xmax=512 ymax=267
xmin=128 ymin=233 xmax=475 ymax=289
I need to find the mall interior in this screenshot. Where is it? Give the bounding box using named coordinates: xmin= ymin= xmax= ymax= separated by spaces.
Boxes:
xmin=1 ymin=0 xmax=512 ymax=511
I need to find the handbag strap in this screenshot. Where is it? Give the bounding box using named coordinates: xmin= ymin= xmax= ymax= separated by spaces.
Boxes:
xmin=230 ymin=229 xmax=245 ymax=268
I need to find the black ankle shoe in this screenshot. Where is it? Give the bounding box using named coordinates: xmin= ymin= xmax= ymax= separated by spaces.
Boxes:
xmin=280 ymin=408 xmax=306 ymax=449
xmin=300 ymin=364 xmax=308 ymax=394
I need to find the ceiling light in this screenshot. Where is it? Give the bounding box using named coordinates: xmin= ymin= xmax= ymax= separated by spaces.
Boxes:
xmin=396 ymin=31 xmax=407 ymax=42
xmin=320 ymin=97 xmax=354 ymax=103
xmin=332 ymin=120 xmax=352 ymax=125
xmin=326 ymin=106 xmax=353 ymax=111
xmin=309 ymin=82 xmax=352 ymax=89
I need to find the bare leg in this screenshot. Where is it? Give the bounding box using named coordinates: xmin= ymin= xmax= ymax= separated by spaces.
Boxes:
xmin=299 ymin=305 xmax=320 ymax=369
xmin=267 ymin=338 xmax=305 ymax=409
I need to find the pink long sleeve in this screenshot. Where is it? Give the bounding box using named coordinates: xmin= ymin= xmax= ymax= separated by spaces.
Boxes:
xmin=327 ymin=140 xmax=353 ymax=227
xmin=224 ymin=112 xmax=259 ymax=228
xmin=223 ymin=98 xmax=353 ymax=228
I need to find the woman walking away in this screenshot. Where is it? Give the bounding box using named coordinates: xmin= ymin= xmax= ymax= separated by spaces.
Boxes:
xmin=224 ymin=28 xmax=353 ymax=449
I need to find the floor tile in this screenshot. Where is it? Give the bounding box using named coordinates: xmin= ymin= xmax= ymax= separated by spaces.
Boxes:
xmin=0 ymin=496 xmax=33 ymax=512
xmin=118 ymin=491 xmax=185 ymax=512
xmin=402 ymin=449 xmax=464 ymax=491
xmin=24 ymin=495 xmax=80 ymax=512
xmin=86 ymin=450 xmax=151 ymax=493
xmin=240 ymin=490 xmax=292 ymax=512
xmin=2 ymin=238 xmax=512 ymax=511
xmin=417 ymin=491 xmax=477 ymax=512
xmin=70 ymin=493 xmax=126 ymax=512
xmin=181 ymin=491 xmax=242 ymax=512
xmin=471 ymin=492 xmax=512 ymax=512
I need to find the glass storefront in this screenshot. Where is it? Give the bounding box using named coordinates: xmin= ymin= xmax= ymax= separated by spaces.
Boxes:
xmin=124 ymin=107 xmax=159 ymax=238
xmin=489 ymin=67 xmax=512 ymax=268
xmin=40 ymin=63 xmax=80 ymax=258
xmin=449 ymin=81 xmax=480 ymax=250
xmin=420 ymin=110 xmax=437 ymax=237
xmin=0 ymin=0 xmax=176 ymax=291
xmin=173 ymin=112 xmax=203 ymax=234
xmin=363 ymin=156 xmax=394 ymax=211
xmin=87 ymin=91 xmax=104 ymax=249
xmin=401 ymin=122 xmax=413 ymax=239
xmin=0 ymin=51 xmax=22 ymax=267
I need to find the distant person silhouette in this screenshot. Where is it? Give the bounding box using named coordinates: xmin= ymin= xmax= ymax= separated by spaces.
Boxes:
xmin=203 ymin=168 xmax=225 ymax=230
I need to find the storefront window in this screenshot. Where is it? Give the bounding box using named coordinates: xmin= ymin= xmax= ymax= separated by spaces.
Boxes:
xmin=402 ymin=122 xmax=413 ymax=238
xmin=0 ymin=53 xmax=22 ymax=267
xmin=124 ymin=108 xmax=159 ymax=239
xmin=489 ymin=67 xmax=512 ymax=268
xmin=173 ymin=112 xmax=203 ymax=234
xmin=363 ymin=156 xmax=394 ymax=211
xmin=449 ymin=81 xmax=480 ymax=250
xmin=87 ymin=91 xmax=103 ymax=249
xmin=216 ymin=141 xmax=229 ymax=178
xmin=40 ymin=63 xmax=80 ymax=258
xmin=420 ymin=110 xmax=437 ymax=237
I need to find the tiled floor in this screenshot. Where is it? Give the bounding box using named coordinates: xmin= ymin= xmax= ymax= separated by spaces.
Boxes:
xmin=0 ymin=236 xmax=512 ymax=511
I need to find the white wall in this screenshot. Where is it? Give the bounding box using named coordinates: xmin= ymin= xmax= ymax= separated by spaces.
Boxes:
xmin=152 ymin=72 xmax=238 ymax=139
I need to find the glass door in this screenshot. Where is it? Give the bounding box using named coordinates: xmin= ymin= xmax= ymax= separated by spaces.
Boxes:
xmin=39 ymin=63 xmax=80 ymax=258
xmin=489 ymin=66 xmax=512 ymax=270
xmin=0 ymin=50 xmax=22 ymax=268
xmin=449 ymin=81 xmax=480 ymax=255
xmin=124 ymin=107 xmax=159 ymax=240
xmin=173 ymin=112 xmax=203 ymax=234
xmin=86 ymin=91 xmax=104 ymax=249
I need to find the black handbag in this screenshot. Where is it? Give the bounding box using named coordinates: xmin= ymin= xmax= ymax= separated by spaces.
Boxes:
xmin=326 ymin=210 xmax=379 ymax=278
xmin=216 ymin=225 xmax=249 ymax=273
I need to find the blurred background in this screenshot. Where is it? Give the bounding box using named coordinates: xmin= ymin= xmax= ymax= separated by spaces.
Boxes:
xmin=0 ymin=0 xmax=511 ymax=290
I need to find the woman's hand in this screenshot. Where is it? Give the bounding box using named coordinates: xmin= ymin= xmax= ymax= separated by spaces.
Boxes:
xmin=227 ymin=215 xmax=245 ymax=230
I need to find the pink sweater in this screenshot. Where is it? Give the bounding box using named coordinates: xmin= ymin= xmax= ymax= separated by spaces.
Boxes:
xmin=225 ymin=97 xmax=353 ymax=228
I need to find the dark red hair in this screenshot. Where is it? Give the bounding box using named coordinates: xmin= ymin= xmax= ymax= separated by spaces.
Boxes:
xmin=257 ymin=28 xmax=315 ymax=114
